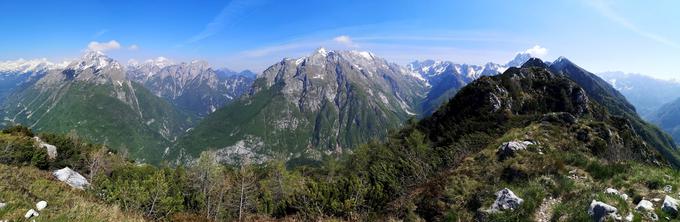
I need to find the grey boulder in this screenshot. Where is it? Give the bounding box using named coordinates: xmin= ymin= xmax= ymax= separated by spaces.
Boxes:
xmin=588 ymin=200 xmax=618 ymax=222
xmin=663 ymin=195 xmax=679 ymax=214
xmin=497 ymin=140 xmax=534 ymax=159
xmin=53 ymin=167 xmax=90 ymax=190
xmin=636 ymin=199 xmax=654 ymax=211
xmin=489 ymin=188 xmax=524 ymax=212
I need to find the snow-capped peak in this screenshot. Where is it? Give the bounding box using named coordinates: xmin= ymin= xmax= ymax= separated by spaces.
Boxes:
xmin=127 ymin=59 xmax=140 ymax=67
xmin=69 ymin=50 xmax=122 ymax=71
xmin=143 ymin=57 xmax=174 ymax=69
xmin=315 ymin=47 xmax=328 ymax=57
xmin=349 ymin=50 xmax=374 ymax=60
xmin=506 ymin=52 xmax=532 ymax=67
xmin=0 ymin=58 xmax=68 ymax=74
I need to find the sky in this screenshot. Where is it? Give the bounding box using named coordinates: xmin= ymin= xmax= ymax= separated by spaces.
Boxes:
xmin=1 ymin=0 xmax=680 ymax=79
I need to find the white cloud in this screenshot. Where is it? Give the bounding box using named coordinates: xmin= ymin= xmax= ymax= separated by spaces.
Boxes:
xmin=333 ymin=35 xmax=359 ymax=48
xmin=88 ymin=40 xmax=121 ymax=52
xmin=333 ymin=35 xmax=352 ymax=44
xmin=524 ymin=45 xmax=548 ymax=58
xmin=128 ymin=44 xmax=139 ymax=51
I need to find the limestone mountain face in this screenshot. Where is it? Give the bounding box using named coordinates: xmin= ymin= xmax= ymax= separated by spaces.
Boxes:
xmin=548 ymin=57 xmax=680 ymax=166
xmin=127 ymin=59 xmax=254 ymax=117
xmin=2 ymin=51 xmax=191 ymax=163
xmin=175 ymin=48 xmax=428 ymax=163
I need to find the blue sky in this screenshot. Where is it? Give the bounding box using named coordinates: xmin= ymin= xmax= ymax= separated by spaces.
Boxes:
xmin=1 ymin=0 xmax=679 ymax=79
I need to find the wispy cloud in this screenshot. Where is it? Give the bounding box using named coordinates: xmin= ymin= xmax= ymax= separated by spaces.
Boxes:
xmin=88 ymin=40 xmax=121 ymax=52
xmin=86 ymin=40 xmax=140 ymax=53
xmin=241 ymin=42 xmax=312 ymax=58
xmin=587 ymin=0 xmax=680 ymax=49
xmin=93 ymin=29 xmax=109 ymax=38
xmin=352 ymin=34 xmax=526 ymax=44
xmin=239 ymin=35 xmax=362 ymax=58
xmin=128 ymin=44 xmax=139 ymax=51
xmin=187 ymin=0 xmax=264 ymax=43
xmin=225 ymin=34 xmax=521 ymax=72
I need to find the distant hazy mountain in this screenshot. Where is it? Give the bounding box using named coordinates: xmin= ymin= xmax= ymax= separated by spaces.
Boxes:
xmin=215 ymin=68 xmax=257 ymax=79
xmin=2 ymin=51 xmax=192 ymax=163
xmin=649 ymin=98 xmax=680 ymax=145
xmin=0 ymin=59 xmax=69 ymax=104
xmin=598 ymin=71 xmax=680 ymax=118
xmin=549 ymin=57 xmax=679 ymax=165
xmin=127 ymin=59 xmax=255 ymax=117
xmin=175 ymin=48 xmax=428 ymax=164
xmin=407 ymin=53 xmax=531 ymax=114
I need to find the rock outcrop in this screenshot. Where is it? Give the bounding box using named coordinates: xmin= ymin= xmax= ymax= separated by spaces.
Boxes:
xmin=663 ymin=195 xmax=678 ymax=214
xmin=636 ymin=199 xmax=654 ymax=211
xmin=53 ymin=167 xmax=90 ymax=189
xmin=604 ymin=187 xmax=628 ymax=200
xmin=497 ymin=140 xmax=534 ymax=159
xmin=33 ymin=137 xmax=57 ymax=159
xmin=489 ymin=188 xmax=524 ymax=212
xmin=588 ymin=200 xmax=618 ymax=222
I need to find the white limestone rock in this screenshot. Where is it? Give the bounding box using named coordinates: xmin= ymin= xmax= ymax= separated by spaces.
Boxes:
xmin=489 ymin=188 xmax=524 ymax=212
xmin=24 ymin=209 xmax=38 ymax=219
xmin=604 ymin=188 xmax=628 ymax=200
xmin=36 ymin=201 xmax=47 ymax=211
xmin=625 ymin=212 xmax=634 ymax=221
xmin=604 ymin=188 xmax=619 ymax=195
xmin=636 ymin=199 xmax=654 ymax=211
xmin=497 ymin=140 xmax=534 ymax=158
xmin=53 ymin=167 xmax=90 ymax=189
xmin=33 ymin=137 xmax=57 ymax=159
xmin=664 ymin=185 xmax=673 ymax=193
xmin=588 ymin=200 xmax=618 ymax=222
xmin=663 ymin=195 xmax=679 ymax=214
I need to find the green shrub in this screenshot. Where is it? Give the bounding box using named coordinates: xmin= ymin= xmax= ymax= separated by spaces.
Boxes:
xmin=2 ymin=125 xmax=34 ymax=137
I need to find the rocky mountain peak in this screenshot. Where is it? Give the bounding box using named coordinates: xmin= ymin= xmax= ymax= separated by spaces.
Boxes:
xmin=314 ymin=47 xmax=329 ymax=57
xmin=68 ymin=50 xmax=122 ymax=72
xmin=520 ymin=58 xmax=548 ymax=69
xmin=550 ymin=56 xmax=575 ymax=70
xmin=506 ymin=52 xmax=532 ymax=67
xmin=130 ymin=57 xmax=175 ymax=70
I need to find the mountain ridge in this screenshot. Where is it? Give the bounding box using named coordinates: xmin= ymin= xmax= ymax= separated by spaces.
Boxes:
xmin=174 ymin=48 xmax=429 ymax=164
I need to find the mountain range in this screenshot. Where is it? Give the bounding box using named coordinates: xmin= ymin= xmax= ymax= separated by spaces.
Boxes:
xmin=174 ymin=48 xmax=428 ymax=164
xmin=598 ymin=71 xmax=680 ymax=118
xmin=0 ymin=48 xmax=676 ymax=167
xmin=3 ymin=56 xmax=680 ymax=221
xmin=0 ymin=59 xmax=69 ymax=104
xmin=1 ymin=49 xmax=680 ymax=221
xmin=127 ymin=59 xmax=254 ymax=118
xmin=0 ymin=52 xmax=254 ymax=163
xmin=1 ymin=51 xmax=192 ymax=162
xmin=407 ymin=52 xmax=531 ymax=115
